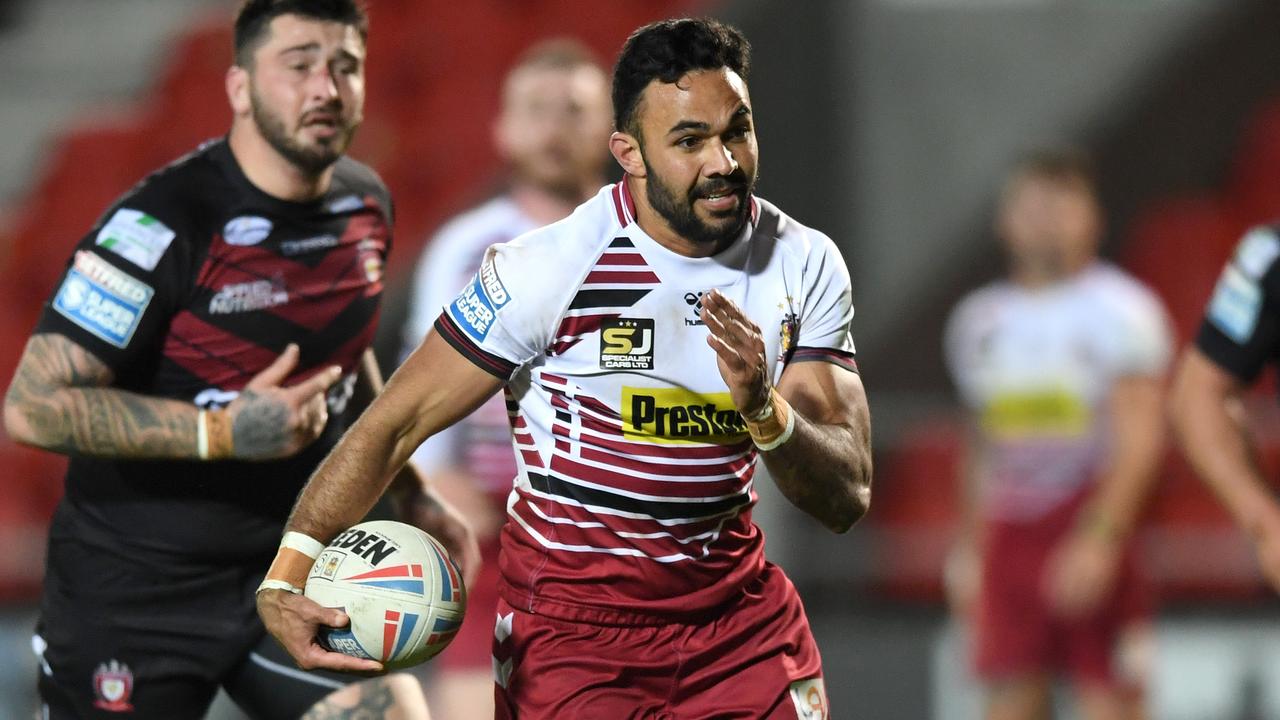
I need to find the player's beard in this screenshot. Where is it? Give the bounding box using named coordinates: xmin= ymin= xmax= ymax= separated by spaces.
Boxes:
xmin=644 ymin=157 xmax=755 ymax=250
xmin=250 ymin=88 xmax=357 ymax=176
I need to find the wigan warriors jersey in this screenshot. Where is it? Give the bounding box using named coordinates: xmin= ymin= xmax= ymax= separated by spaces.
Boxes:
xmin=945 ymin=263 xmax=1171 ymax=522
xmin=432 ymin=179 xmax=856 ymax=623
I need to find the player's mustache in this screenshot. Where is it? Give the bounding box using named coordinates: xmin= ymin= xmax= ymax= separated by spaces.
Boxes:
xmin=690 ymin=172 xmax=748 ymax=200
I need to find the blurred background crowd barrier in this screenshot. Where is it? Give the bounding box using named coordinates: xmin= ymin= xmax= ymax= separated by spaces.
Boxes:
xmin=2 ymin=0 xmax=1280 ymax=717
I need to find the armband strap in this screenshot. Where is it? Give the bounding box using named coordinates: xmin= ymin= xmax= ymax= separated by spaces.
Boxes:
xmin=256 ymin=531 xmax=325 ymax=595
xmin=746 ymin=388 xmax=795 ymax=451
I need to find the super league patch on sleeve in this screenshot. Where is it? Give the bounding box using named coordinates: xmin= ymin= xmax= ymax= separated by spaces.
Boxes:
xmin=53 ymin=251 xmax=154 ymax=348
xmin=448 ymin=256 xmax=511 ymax=342
xmin=95 ymin=208 xmax=176 ymax=271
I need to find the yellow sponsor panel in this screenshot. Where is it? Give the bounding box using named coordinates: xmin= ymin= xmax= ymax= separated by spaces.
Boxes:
xmin=621 ymin=387 xmax=749 ymax=445
xmin=981 ymin=389 xmax=1092 ymax=439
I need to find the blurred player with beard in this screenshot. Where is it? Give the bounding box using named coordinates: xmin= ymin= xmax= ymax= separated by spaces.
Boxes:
xmin=944 ymin=150 xmax=1172 ymax=720
xmin=2 ymin=1 xmax=478 ymax=717
xmin=398 ymin=39 xmax=612 ymax=719
xmin=261 ymin=17 xmax=871 ymax=719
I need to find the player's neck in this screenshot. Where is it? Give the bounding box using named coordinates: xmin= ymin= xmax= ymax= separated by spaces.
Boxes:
xmin=507 ymin=180 xmax=592 ymax=225
xmin=1010 ymin=255 xmax=1093 ymax=290
xmin=228 ymin=124 xmax=334 ymax=203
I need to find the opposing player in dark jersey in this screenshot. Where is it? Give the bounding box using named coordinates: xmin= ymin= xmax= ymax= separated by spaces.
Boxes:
xmin=261 ymin=18 xmax=871 ymax=719
xmin=1170 ymin=225 xmax=1280 ymax=593
xmin=2 ymin=1 xmax=475 ymax=717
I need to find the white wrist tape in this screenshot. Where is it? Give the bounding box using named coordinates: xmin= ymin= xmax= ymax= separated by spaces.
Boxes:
xmin=753 ymin=405 xmax=796 ymax=452
xmin=281 ymin=531 xmax=326 ymax=560
xmin=255 ymin=579 xmax=303 ymax=595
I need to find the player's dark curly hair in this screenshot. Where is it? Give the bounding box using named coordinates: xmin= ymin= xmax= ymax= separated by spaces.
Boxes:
xmin=612 ymin=18 xmax=751 ymax=137
xmin=234 ymin=0 xmax=368 ymax=67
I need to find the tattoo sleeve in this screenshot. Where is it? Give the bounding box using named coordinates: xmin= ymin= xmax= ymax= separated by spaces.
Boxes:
xmin=301 ymin=678 xmax=395 ymax=719
xmin=3 ymin=333 xmax=199 ymax=459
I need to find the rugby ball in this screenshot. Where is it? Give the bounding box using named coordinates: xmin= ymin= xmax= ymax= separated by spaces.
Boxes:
xmin=304 ymin=520 xmax=466 ymax=669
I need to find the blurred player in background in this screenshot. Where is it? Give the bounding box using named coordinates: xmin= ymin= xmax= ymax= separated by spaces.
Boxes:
xmin=398 ymin=38 xmax=612 ymax=718
xmin=1 ymin=1 xmax=477 ymax=717
xmin=1169 ymin=225 xmax=1280 ymax=594
xmin=944 ymin=150 xmax=1172 ymax=720
xmin=261 ymin=17 xmax=871 ymax=719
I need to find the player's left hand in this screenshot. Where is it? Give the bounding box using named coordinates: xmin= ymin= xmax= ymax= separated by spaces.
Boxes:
xmin=1042 ymin=529 xmax=1122 ymax=619
xmin=700 ymin=289 xmax=771 ymax=418
xmin=393 ymin=482 xmax=482 ymax=590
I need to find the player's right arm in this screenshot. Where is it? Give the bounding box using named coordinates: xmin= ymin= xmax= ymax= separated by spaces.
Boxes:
xmin=4 ymin=335 xmax=339 ymax=460
xmin=1169 ymin=226 xmax=1280 ymax=592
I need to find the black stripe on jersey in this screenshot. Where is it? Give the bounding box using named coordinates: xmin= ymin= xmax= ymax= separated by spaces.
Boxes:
xmin=609 ymin=237 xmax=635 ymax=248
xmin=528 ymin=472 xmax=751 ymax=520
xmin=568 ymin=289 xmax=652 ymax=310
xmin=434 ymin=314 xmax=519 ymax=379
xmin=789 ymin=347 xmax=858 ymax=373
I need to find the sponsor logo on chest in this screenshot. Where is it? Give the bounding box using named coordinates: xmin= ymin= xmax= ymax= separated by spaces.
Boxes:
xmin=209 ymin=278 xmax=288 ymax=314
xmin=600 ymin=318 xmax=654 ymax=370
xmin=621 ymin=387 xmax=748 ymax=445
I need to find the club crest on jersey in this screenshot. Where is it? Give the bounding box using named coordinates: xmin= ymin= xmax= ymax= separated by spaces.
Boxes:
xmin=780 ymin=311 xmax=799 ymax=356
xmin=92 ymin=659 xmax=135 ymax=712
xmin=222 ymin=215 xmax=273 ymax=246
xmin=600 ymin=318 xmax=654 ymax=370
xmin=621 ymin=387 xmax=749 ymax=445
xmin=450 ymin=254 xmax=511 ymax=342
xmin=54 ymin=251 xmax=154 ymax=348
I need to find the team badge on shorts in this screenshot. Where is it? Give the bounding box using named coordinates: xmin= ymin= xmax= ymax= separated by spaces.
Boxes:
xmin=600 ymin=318 xmax=654 ymax=370
xmin=788 ymin=678 xmax=828 ymax=719
xmin=92 ymin=659 xmax=135 ymax=712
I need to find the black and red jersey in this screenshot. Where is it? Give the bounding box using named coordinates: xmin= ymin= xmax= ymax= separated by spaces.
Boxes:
xmin=33 ymin=138 xmax=392 ymax=563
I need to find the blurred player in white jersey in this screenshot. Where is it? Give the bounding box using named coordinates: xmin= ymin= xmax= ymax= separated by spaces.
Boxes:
xmin=400 ymin=39 xmax=612 ymax=719
xmin=945 ymin=150 xmax=1173 ymax=720
xmin=260 ymin=17 xmax=872 ymax=719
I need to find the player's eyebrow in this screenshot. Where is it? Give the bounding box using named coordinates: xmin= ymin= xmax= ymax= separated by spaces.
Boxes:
xmin=279 ymin=42 xmax=322 ymax=56
xmin=666 ymin=105 xmax=752 ymax=135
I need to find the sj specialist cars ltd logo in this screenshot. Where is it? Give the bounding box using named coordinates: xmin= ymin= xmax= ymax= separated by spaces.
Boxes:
xmin=600 ymin=318 xmax=654 ymax=370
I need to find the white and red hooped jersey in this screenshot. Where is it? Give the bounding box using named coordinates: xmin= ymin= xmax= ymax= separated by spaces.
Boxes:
xmin=433 ymin=178 xmax=857 ymax=623
xmin=944 ymin=263 xmax=1172 ymax=523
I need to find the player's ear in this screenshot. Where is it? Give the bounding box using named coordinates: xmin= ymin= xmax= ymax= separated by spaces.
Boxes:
xmin=226 ymin=65 xmax=252 ymax=117
xmin=610 ymin=131 xmax=645 ymax=178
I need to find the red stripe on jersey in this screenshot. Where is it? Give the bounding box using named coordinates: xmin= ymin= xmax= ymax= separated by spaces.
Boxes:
xmin=611 ymin=184 xmax=628 ymax=226
xmin=510 ymin=495 xmax=747 ymax=557
xmin=578 ymin=445 xmax=753 ymax=477
xmin=164 ymin=313 xmax=281 ymax=388
xmin=596 ymin=252 xmax=648 ymax=266
xmin=549 ymin=456 xmax=752 ymax=498
xmin=620 ymin=176 xmax=637 ymax=222
xmin=513 ymin=492 xmax=739 ymax=538
xmin=567 ymin=426 xmax=753 ymax=460
xmin=583 ymin=270 xmax=661 ymax=285
xmin=519 ymin=449 xmax=544 ymax=468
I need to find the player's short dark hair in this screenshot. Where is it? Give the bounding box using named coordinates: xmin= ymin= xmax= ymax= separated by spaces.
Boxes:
xmin=234 ymin=0 xmax=369 ymax=67
xmin=611 ymin=18 xmax=751 ymax=136
xmin=1008 ymin=147 xmax=1098 ymax=195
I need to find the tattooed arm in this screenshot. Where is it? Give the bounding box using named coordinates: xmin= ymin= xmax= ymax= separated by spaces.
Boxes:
xmin=3 ymin=333 xmax=341 ymax=460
